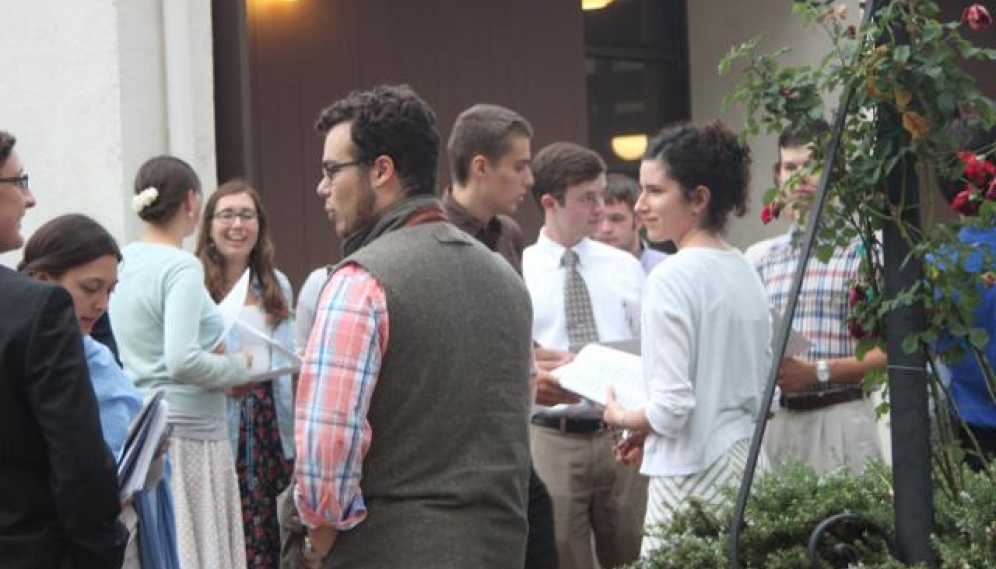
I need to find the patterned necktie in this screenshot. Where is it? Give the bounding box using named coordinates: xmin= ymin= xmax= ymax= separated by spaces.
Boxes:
xmin=562 ymin=248 xmax=599 ymax=346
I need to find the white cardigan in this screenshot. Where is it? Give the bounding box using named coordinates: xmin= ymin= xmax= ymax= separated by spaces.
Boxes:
xmin=639 ymin=247 xmax=772 ymax=477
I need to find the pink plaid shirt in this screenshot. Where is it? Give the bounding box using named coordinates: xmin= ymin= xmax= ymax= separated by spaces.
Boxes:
xmin=293 ymin=263 xmax=390 ymax=530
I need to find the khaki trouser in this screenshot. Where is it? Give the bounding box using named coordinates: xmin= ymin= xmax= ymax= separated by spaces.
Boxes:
xmin=530 ymin=426 xmax=647 ymax=569
xmin=765 ymin=398 xmax=883 ymax=476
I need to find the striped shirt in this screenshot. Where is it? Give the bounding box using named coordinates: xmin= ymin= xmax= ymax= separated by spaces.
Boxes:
xmin=294 ymin=263 xmax=390 ymax=530
xmin=744 ymin=228 xmax=862 ymax=362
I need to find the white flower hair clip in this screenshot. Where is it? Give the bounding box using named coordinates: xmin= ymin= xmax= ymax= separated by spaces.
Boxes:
xmin=132 ymin=186 xmax=159 ymax=214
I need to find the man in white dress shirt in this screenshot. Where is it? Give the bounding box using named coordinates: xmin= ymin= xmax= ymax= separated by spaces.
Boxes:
xmin=522 ymin=142 xmax=647 ymax=569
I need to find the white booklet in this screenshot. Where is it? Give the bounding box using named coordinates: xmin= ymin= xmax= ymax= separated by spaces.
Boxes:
xmin=117 ymin=389 xmax=170 ymax=501
xmin=234 ymin=319 xmax=303 ymax=382
xmin=554 ymin=343 xmax=646 ymax=410
xmin=214 ymin=268 xmax=251 ymax=350
xmin=771 ymin=307 xmax=814 ymax=358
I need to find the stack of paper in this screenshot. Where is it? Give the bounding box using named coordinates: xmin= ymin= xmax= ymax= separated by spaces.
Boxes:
xmin=117 ymin=389 xmax=169 ymax=501
xmin=234 ymin=320 xmax=303 ymax=382
xmin=554 ymin=343 xmax=647 ymax=410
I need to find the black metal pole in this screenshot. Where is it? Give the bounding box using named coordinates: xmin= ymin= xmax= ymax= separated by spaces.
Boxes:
xmin=880 ymin=157 xmax=936 ymax=566
xmin=878 ymin=5 xmax=936 ymax=558
xmin=730 ymin=1 xmax=935 ymax=565
xmin=728 ymin=4 xmax=875 ymax=563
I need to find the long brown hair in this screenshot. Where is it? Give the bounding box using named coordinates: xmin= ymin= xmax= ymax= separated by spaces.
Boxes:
xmin=195 ymin=179 xmax=290 ymax=326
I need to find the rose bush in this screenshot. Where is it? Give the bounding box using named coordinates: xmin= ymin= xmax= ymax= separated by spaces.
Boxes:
xmin=714 ymin=1 xmax=996 ymax=559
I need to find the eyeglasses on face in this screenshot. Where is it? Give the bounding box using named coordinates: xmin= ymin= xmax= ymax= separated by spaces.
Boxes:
xmin=0 ymin=174 xmax=30 ymax=192
xmin=322 ymin=160 xmax=363 ymax=181
xmin=213 ymin=209 xmax=258 ymax=224
xmin=574 ymin=192 xmax=603 ymax=206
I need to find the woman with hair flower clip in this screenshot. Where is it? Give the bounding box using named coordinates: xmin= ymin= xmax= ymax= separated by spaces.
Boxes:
xmin=110 ymin=155 xmax=254 ymax=569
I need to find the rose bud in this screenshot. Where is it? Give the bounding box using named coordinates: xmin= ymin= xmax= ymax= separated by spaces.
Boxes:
xmin=760 ymin=202 xmax=781 ymax=225
xmin=981 ymin=272 xmax=996 ymax=289
xmin=952 ymin=188 xmax=979 ymax=216
xmin=963 ymin=4 xmax=992 ymax=30
xmin=847 ymin=317 xmax=869 ymax=340
xmin=849 ymin=285 xmax=864 ymax=308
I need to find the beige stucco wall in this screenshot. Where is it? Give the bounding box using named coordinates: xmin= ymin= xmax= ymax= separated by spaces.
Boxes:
xmin=0 ymin=0 xmax=216 ymax=266
xmin=687 ymin=0 xmax=861 ymax=250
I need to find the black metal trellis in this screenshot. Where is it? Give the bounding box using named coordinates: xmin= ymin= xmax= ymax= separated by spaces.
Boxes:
xmin=729 ymin=0 xmax=936 ymax=566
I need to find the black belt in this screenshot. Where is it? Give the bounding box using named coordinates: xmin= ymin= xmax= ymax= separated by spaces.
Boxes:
xmin=531 ymin=414 xmax=606 ymax=434
xmin=781 ymin=387 xmax=864 ymax=411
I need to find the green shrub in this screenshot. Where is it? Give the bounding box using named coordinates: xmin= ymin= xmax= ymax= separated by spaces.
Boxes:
xmin=623 ymin=460 xmax=994 ymax=568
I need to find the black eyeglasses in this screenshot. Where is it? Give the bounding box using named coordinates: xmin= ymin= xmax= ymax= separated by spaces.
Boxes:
xmin=0 ymin=174 xmax=29 ymax=192
xmin=322 ymin=160 xmax=363 ymax=180
xmin=213 ymin=209 xmax=258 ymax=224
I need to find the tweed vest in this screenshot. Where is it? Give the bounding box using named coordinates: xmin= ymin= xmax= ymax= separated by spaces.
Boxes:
xmin=327 ymin=222 xmax=533 ymax=569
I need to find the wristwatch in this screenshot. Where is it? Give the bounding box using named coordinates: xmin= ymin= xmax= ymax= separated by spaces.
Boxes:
xmin=301 ymin=535 xmax=327 ymax=564
xmin=815 ymin=359 xmax=831 ymax=384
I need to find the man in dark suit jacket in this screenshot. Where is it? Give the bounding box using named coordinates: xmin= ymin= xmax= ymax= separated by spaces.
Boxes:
xmin=0 ymin=131 xmax=126 ymax=568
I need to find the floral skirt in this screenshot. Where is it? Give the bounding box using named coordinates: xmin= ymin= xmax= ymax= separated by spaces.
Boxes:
xmin=236 ymin=382 xmax=293 ymax=569
xmin=171 ymin=436 xmax=247 ymax=569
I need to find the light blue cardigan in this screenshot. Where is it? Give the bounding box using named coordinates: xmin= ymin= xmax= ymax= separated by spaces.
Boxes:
xmin=225 ymin=270 xmax=296 ymax=460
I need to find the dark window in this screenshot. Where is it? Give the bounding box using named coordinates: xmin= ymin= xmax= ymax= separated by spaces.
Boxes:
xmin=584 ymin=0 xmax=690 ymax=176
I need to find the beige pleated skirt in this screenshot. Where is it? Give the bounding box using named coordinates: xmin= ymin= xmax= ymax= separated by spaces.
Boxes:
xmin=171 ymin=436 xmax=247 ymax=569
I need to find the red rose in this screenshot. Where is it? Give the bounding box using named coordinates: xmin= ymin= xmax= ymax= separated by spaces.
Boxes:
xmin=847 ymin=317 xmax=869 ymax=340
xmin=961 ymin=154 xmax=989 ymax=186
xmin=848 ymin=283 xmax=870 ymax=309
xmin=984 ymin=159 xmax=996 ymax=178
xmin=963 ymin=4 xmax=993 ymax=30
xmin=845 ymin=25 xmax=857 ymax=38
xmin=952 ymin=188 xmax=980 ymax=216
xmin=987 ymin=177 xmax=996 ymax=201
xmin=957 ymin=151 xmax=979 ymax=165
xmin=760 ymin=202 xmax=781 ymax=224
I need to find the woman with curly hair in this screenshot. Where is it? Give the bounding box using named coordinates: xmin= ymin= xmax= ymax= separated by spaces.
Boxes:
xmin=196 ymin=179 xmax=297 ymax=569
xmin=601 ymin=121 xmax=773 ymax=555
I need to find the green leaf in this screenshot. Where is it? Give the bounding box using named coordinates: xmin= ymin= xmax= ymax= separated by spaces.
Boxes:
xmin=936 ymin=91 xmax=957 ymax=115
xmin=893 ymin=45 xmax=911 ymax=63
xmin=902 ymin=334 xmax=920 ymax=354
xmin=968 ymin=327 xmax=990 ymax=350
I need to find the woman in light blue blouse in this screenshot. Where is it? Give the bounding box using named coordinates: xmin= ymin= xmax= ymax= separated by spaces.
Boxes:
xmin=19 ymin=213 xmax=180 ymax=569
xmin=110 ymin=156 xmax=253 ymax=569
xmin=195 ymin=179 xmax=298 ymax=569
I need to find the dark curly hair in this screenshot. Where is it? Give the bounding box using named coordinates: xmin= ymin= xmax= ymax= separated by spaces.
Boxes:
xmin=315 ymin=84 xmax=440 ymax=196
xmin=644 ymin=121 xmax=751 ymax=233
xmin=133 ymin=155 xmax=201 ymax=224
xmin=0 ymin=131 xmax=16 ymax=166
